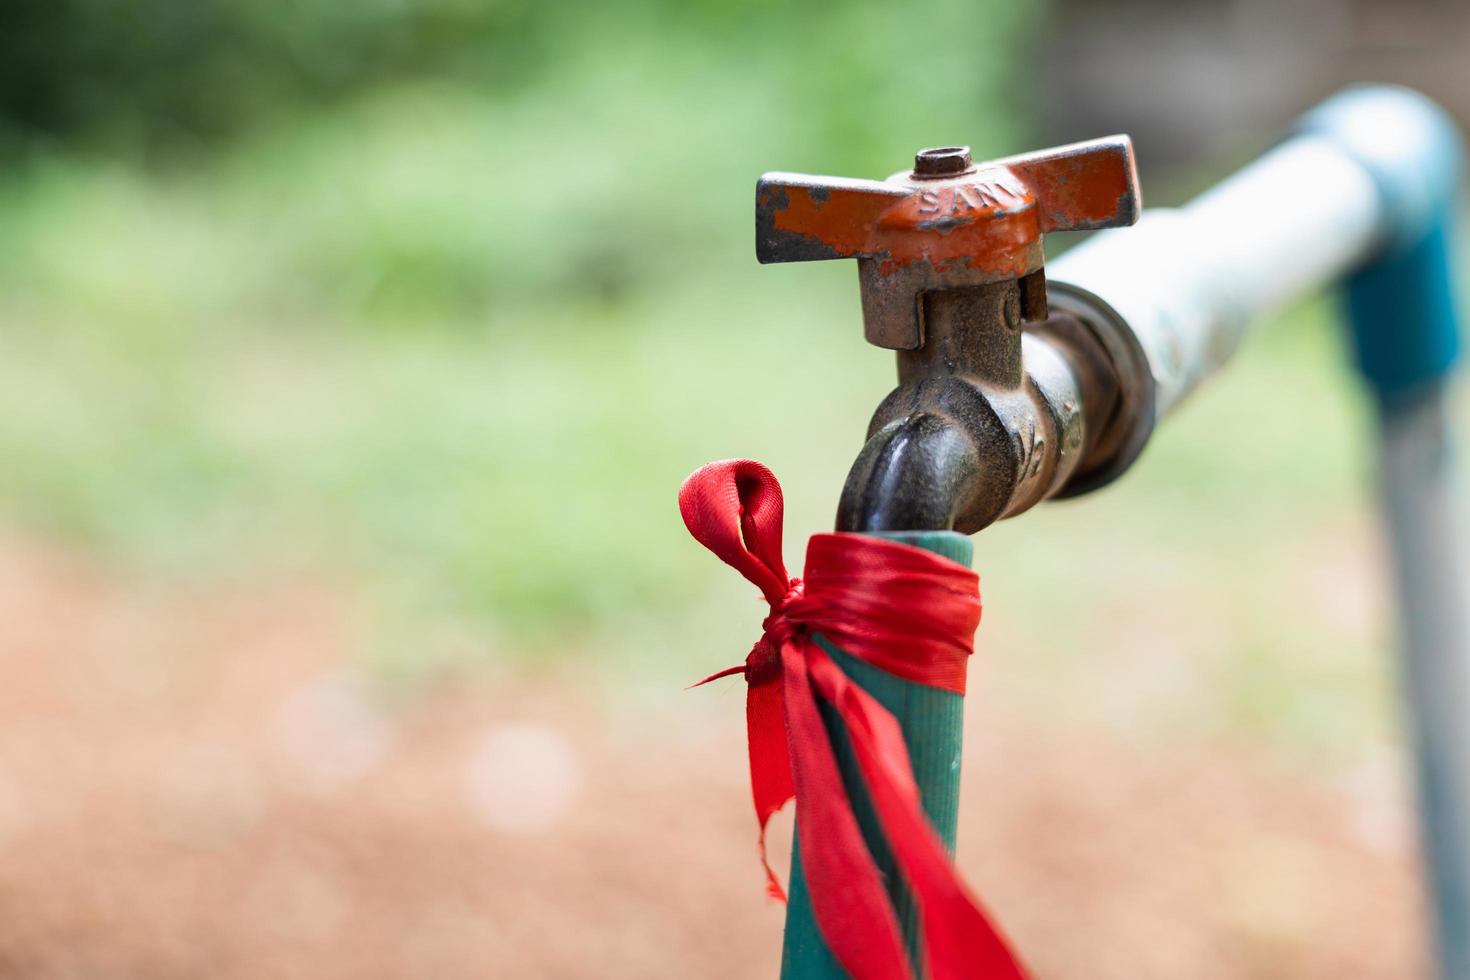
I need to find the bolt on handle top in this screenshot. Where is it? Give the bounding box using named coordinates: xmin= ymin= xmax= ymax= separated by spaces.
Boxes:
xmin=755 ymin=136 xmax=1142 ymax=349
xmin=912 ymin=146 xmax=977 ymax=179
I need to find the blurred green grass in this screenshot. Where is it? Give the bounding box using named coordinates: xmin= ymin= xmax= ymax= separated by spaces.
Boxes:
xmin=0 ymin=0 xmax=1456 ymax=760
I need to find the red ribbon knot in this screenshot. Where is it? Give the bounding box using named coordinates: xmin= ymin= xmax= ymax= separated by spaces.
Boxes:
xmin=679 ymin=459 xmax=1028 ymax=980
xmin=761 ymin=578 xmax=804 ymax=648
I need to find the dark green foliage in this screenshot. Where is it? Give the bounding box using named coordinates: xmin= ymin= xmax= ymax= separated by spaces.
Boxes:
xmin=0 ymin=0 xmax=1040 ymax=161
xmin=0 ymin=0 xmax=543 ymax=152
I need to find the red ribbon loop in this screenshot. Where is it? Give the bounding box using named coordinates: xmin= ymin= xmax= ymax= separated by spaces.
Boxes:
xmin=680 ymin=459 xmax=1028 ymax=980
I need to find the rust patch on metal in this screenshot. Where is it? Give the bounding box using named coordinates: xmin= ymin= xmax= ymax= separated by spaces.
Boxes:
xmin=1001 ymin=135 xmax=1141 ymax=232
xmin=759 ymin=169 xmax=1037 ymax=278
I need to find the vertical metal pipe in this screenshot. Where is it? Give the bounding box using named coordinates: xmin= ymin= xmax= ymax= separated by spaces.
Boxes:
xmin=781 ymin=530 xmax=972 ymax=979
xmin=1377 ymin=386 xmax=1470 ymax=979
xmin=1318 ymin=87 xmax=1467 ymax=978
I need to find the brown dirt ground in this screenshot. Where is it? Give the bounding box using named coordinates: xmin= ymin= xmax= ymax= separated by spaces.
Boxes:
xmin=0 ymin=539 xmax=1429 ymax=979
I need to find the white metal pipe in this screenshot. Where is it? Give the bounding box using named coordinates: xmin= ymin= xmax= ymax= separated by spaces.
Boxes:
xmin=1048 ymin=133 xmax=1383 ymax=417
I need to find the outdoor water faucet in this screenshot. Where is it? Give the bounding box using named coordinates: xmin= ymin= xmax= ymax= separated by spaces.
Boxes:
xmin=757 ymin=139 xmax=1151 ymax=533
xmin=754 ymin=87 xmax=1470 ymax=980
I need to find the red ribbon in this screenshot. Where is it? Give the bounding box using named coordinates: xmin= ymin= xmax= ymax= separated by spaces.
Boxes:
xmin=681 ymin=459 xmax=1028 ymax=980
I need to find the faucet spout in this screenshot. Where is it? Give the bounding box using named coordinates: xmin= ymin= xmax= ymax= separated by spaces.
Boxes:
xmin=835 ymin=285 xmax=1149 ymax=534
xmin=835 ymin=412 xmax=981 ymax=532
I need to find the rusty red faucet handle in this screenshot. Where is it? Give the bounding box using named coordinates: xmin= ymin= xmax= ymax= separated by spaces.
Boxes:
xmin=755 ymin=136 xmax=1141 ymax=349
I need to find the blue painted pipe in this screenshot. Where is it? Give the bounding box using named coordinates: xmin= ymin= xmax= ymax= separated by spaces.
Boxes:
xmin=1299 ymin=85 xmax=1464 ymax=399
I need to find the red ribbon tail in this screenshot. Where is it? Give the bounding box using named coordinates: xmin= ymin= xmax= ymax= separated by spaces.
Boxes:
xmin=689 ymin=642 xmax=797 ymax=903
xmin=748 ymin=663 xmax=794 ymax=902
xmin=806 ymin=647 xmax=1029 ymax=980
xmin=757 ymin=822 xmax=786 ymax=902
xmin=781 ymin=641 xmax=915 ymax=980
xmin=688 ymin=663 xmax=748 ymax=689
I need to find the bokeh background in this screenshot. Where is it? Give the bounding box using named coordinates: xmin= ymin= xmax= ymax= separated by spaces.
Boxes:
xmin=0 ymin=0 xmax=1466 ymax=977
